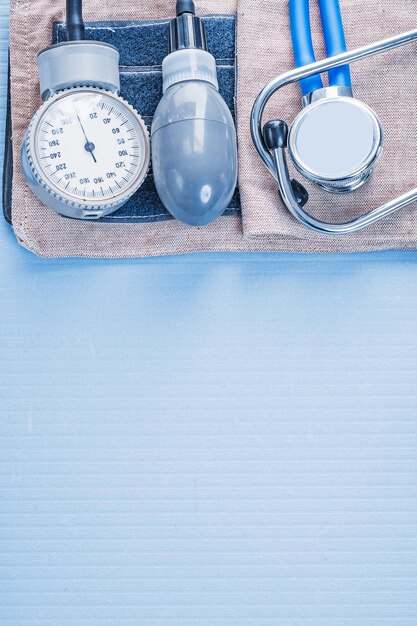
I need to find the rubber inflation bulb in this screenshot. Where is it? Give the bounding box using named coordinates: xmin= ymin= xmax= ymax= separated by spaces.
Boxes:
xmin=151 ymin=9 xmax=238 ymax=227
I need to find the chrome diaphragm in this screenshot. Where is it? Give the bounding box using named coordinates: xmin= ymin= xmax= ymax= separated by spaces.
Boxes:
xmin=288 ymin=87 xmax=383 ymax=194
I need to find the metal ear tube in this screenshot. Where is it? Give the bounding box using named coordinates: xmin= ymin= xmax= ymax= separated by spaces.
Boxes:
xmin=251 ymin=29 xmax=417 ymax=235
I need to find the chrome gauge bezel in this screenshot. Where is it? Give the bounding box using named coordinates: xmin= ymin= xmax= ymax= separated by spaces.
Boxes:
xmin=25 ymin=86 xmax=150 ymax=214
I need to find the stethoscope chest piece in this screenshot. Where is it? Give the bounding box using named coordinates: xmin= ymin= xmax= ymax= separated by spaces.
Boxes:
xmin=250 ymin=1 xmax=417 ymax=235
xmin=288 ymin=89 xmax=383 ymax=193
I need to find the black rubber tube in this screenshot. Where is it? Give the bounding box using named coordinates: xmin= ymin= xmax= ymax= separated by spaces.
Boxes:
xmin=66 ymin=0 xmax=85 ymax=41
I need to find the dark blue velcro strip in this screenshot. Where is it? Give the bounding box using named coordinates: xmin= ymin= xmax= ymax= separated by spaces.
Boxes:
xmin=53 ymin=16 xmax=240 ymax=224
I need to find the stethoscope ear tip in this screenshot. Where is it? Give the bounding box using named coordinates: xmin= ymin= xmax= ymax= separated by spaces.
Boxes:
xmin=263 ymin=120 xmax=289 ymax=151
xmin=291 ymin=179 xmax=309 ymax=208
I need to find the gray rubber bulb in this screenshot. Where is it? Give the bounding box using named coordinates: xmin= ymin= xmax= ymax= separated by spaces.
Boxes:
xmin=151 ymin=9 xmax=238 ymax=227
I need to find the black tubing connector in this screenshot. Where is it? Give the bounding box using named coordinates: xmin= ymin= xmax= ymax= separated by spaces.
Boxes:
xmin=66 ymin=0 xmax=85 ymax=41
xmin=170 ymin=0 xmax=206 ymax=53
xmin=176 ymin=0 xmax=196 ymax=15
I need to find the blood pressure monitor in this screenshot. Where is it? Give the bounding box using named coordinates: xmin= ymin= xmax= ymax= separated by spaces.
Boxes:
xmin=22 ymin=37 xmax=150 ymax=220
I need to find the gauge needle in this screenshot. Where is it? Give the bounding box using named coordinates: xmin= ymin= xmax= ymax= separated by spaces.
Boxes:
xmin=74 ymin=106 xmax=97 ymax=164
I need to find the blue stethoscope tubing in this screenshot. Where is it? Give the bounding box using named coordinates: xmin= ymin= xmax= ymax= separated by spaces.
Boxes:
xmin=290 ymin=0 xmax=352 ymax=95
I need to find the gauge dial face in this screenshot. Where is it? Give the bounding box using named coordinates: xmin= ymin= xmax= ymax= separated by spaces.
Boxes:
xmin=29 ymin=89 xmax=149 ymax=207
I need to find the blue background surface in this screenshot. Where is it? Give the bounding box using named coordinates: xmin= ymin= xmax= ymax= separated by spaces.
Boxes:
xmin=1 ymin=2 xmax=417 ymax=624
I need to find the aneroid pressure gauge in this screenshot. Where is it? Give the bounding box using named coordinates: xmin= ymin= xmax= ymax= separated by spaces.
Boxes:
xmin=21 ymin=1 xmax=150 ymax=220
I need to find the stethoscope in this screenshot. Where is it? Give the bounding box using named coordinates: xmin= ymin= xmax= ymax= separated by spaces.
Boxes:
xmin=251 ymin=0 xmax=417 ymax=235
